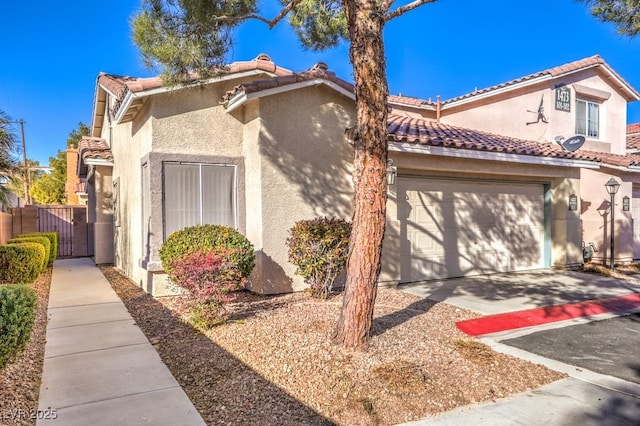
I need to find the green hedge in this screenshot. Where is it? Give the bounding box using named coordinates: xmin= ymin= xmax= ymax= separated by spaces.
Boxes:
xmin=0 ymin=284 xmax=37 ymax=368
xmin=8 ymin=237 xmax=50 ymax=271
xmin=160 ymin=225 xmax=255 ymax=278
xmin=18 ymin=232 xmax=58 ymax=266
xmin=0 ymin=243 xmax=46 ymax=284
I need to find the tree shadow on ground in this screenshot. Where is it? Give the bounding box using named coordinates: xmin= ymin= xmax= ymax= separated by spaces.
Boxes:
xmin=569 ymin=387 xmax=640 ymax=426
xmin=100 ymin=267 xmax=333 ymax=426
xmin=400 ymin=267 xmax=640 ymax=320
xmin=371 ymin=297 xmax=439 ymax=337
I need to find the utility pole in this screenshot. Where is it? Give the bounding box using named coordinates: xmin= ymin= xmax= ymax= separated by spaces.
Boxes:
xmin=9 ymin=119 xmax=31 ymax=205
xmin=18 ymin=120 xmax=31 ymax=205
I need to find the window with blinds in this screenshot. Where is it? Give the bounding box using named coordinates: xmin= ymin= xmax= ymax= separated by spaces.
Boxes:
xmin=162 ymin=162 xmax=237 ymax=239
xmin=575 ymin=99 xmax=600 ymax=138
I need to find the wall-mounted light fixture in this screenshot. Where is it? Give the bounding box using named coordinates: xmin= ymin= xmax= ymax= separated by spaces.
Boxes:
xmin=623 ymin=195 xmax=630 ymax=212
xmin=568 ymin=193 xmax=578 ymax=211
xmin=386 ymin=159 xmax=397 ymax=186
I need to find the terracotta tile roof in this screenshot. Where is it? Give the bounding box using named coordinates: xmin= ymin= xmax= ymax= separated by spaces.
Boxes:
xmin=99 ymin=54 xmax=293 ymax=120
xmin=442 ymin=55 xmax=639 ymax=105
xmin=74 ymin=181 xmax=87 ymax=194
xmin=78 ymin=137 xmax=113 ymax=163
xmin=629 ymin=123 xmax=640 ymax=135
xmin=388 ymin=94 xmax=435 ymax=108
xmin=628 ymin=134 xmax=640 ymax=151
xmin=222 ymin=62 xmax=353 ymax=103
xmin=99 ymin=53 xmax=291 ymax=96
xmin=387 ymin=114 xmax=640 ymax=168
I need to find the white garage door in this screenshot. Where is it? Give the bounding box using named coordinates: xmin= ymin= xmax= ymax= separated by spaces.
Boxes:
xmin=398 ymin=177 xmax=545 ymax=282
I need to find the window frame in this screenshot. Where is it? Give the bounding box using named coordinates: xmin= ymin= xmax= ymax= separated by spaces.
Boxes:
xmin=161 ymin=161 xmax=238 ymax=241
xmin=139 ymin=152 xmax=244 ymax=272
xmin=575 ymin=98 xmax=600 ymax=139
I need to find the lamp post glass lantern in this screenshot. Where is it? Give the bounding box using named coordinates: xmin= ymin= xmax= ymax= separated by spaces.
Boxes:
xmin=386 ymin=159 xmax=397 ymax=186
xmin=604 ymin=177 xmax=620 ymax=269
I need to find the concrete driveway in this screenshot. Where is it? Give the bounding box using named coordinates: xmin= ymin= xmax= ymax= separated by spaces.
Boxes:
xmin=399 ymin=268 xmax=640 ymax=426
xmin=399 ymin=268 xmax=640 ymax=315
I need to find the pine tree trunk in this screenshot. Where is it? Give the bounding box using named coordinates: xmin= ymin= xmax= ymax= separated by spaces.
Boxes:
xmin=335 ymin=0 xmax=389 ymax=347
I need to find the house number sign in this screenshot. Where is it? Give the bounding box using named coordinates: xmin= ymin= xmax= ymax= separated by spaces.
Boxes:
xmin=555 ymin=86 xmax=571 ymax=112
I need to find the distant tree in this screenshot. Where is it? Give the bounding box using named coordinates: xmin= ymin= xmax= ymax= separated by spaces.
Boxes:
xmin=5 ymin=159 xmax=43 ymax=200
xmin=29 ymin=122 xmax=87 ymax=205
xmin=67 ymin=122 xmax=90 ymax=149
xmin=581 ymin=0 xmax=640 ymax=36
xmin=30 ymin=151 xmax=66 ymax=205
xmin=0 ymin=111 xmax=20 ymax=206
xmin=133 ymin=0 xmax=439 ymax=348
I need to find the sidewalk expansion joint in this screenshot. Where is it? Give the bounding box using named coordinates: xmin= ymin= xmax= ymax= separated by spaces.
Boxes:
xmin=50 ymin=385 xmax=182 ymax=411
xmin=47 ymin=318 xmax=135 ymax=330
xmin=44 ymin=342 xmax=149 ymax=360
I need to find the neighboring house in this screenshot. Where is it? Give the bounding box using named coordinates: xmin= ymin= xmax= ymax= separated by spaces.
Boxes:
xmin=386 ymin=55 xmax=640 ymax=274
xmin=65 ymin=148 xmax=88 ymax=205
xmin=78 ymin=54 xmax=639 ymax=296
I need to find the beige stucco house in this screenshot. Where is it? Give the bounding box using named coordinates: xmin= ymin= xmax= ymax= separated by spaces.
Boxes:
xmin=78 ymin=54 xmax=639 ymax=296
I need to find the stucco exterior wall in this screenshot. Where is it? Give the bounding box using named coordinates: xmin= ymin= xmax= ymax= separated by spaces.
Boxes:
xmin=581 ymin=167 xmax=634 ymax=264
xmin=108 ymin=79 xmax=259 ymax=295
xmin=108 ymin=102 xmax=152 ymax=287
xmin=91 ymin=164 xmax=114 ymax=264
xmin=0 ymin=211 xmax=12 ymax=244
xmin=151 ymin=80 xmax=255 ymax=157
xmin=440 ymin=69 xmax=630 ymax=155
xmin=246 ymin=85 xmax=355 ymax=294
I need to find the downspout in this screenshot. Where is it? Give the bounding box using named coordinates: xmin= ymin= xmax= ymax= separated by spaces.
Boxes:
xmin=436 ymin=95 xmax=441 ymax=123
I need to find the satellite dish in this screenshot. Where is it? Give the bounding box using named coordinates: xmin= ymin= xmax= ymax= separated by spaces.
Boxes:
xmin=559 ymin=135 xmax=585 ymax=152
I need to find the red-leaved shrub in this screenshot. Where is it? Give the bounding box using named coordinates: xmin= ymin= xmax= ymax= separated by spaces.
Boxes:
xmin=166 ymin=248 xmax=244 ymax=305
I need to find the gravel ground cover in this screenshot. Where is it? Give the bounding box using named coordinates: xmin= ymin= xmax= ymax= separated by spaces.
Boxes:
xmin=0 ymin=264 xmax=576 ymax=425
xmin=100 ymin=266 xmax=565 ymax=425
xmin=0 ymin=269 xmax=51 ymax=426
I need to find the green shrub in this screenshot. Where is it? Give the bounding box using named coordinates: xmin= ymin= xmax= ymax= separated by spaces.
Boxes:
xmin=18 ymin=232 xmax=58 ymax=266
xmin=0 ymin=284 xmax=37 ymax=368
xmin=0 ymin=244 xmax=46 ymax=284
xmin=160 ymin=225 xmax=255 ymax=279
xmin=286 ymin=217 xmax=351 ymax=298
xmin=8 ymin=237 xmax=50 ymax=271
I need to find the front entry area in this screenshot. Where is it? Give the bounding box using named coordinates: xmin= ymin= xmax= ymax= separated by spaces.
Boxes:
xmin=398 ymin=177 xmax=546 ymax=283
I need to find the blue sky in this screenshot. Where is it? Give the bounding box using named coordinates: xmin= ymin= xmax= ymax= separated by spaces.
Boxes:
xmin=1 ymin=0 xmax=639 ymax=166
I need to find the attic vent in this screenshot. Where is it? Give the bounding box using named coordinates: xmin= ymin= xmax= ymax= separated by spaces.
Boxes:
xmin=310 ymin=62 xmax=329 ymax=72
xmin=254 ymin=53 xmax=272 ymax=62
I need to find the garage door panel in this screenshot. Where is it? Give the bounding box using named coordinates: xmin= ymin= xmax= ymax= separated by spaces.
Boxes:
xmin=399 ymin=178 xmax=544 ymax=282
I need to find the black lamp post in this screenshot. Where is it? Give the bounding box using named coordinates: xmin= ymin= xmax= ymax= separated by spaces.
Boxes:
xmin=604 ymin=177 xmax=621 ymax=269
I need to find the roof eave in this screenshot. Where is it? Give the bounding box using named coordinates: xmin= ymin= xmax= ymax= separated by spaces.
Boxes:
xmin=113 ymin=69 xmax=285 ymax=123
xmin=225 ymin=78 xmax=355 ymax=113
xmin=83 ymin=158 xmax=114 ymax=167
xmin=389 ymin=141 xmax=600 ymax=169
xmin=442 ymin=75 xmax=553 ymax=109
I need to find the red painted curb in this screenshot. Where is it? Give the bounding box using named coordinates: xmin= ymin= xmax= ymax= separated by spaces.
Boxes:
xmin=456 ymin=293 xmax=640 ymax=336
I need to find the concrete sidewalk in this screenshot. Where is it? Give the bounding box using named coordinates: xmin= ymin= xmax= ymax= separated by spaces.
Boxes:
xmin=399 ymin=269 xmax=640 ymax=425
xmin=37 ymin=258 xmax=205 ymax=426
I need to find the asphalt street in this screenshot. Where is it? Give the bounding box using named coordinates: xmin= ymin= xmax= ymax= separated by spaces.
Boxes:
xmin=501 ymin=313 xmax=640 ymax=385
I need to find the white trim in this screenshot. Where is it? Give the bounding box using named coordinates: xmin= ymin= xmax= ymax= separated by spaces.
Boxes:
xmin=225 ymin=79 xmax=355 ymax=113
xmin=114 ymin=91 xmax=134 ymax=124
xmin=621 ymin=165 xmax=640 ymax=172
xmin=84 ymin=158 xmax=114 ymax=167
xmin=440 ymin=63 xmax=639 ymax=110
xmin=389 ymin=142 xmax=600 ymax=169
xmin=442 ymin=75 xmax=552 ymax=109
xmin=600 ymin=67 xmax=640 ymax=101
xmin=110 ymin=69 xmax=281 ymax=124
